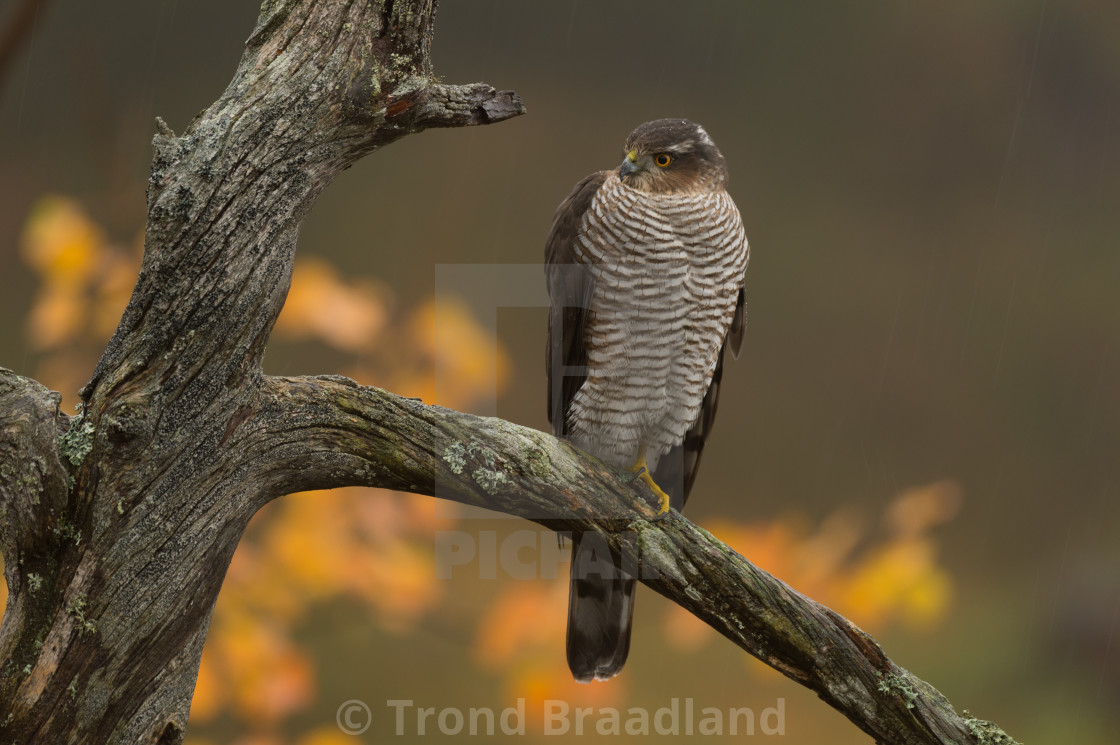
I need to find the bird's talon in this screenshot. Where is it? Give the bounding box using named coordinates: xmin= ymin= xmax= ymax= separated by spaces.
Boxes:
xmin=623 ymin=466 xmax=647 ymax=484
xmin=646 ymin=487 xmax=671 ymax=520
xmin=634 ymin=465 xmax=673 ymax=519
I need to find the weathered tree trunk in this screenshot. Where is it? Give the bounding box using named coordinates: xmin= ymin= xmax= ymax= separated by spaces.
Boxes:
xmin=0 ymin=2 xmax=1016 ymax=744
xmin=0 ymin=2 xmax=522 ymax=742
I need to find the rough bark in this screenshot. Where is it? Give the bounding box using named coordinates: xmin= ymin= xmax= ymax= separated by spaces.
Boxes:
xmin=0 ymin=2 xmax=1017 ymax=745
xmin=0 ymin=1 xmax=523 ymax=743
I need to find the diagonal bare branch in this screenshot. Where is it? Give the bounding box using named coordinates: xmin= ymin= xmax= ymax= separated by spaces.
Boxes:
xmin=0 ymin=0 xmax=1017 ymax=743
xmin=0 ymin=2 xmax=525 ymax=742
xmin=252 ymin=374 xmax=1018 ymax=745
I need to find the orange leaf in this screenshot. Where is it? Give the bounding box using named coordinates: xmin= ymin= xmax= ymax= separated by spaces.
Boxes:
xmin=276 ymin=257 xmax=387 ymax=352
xmin=20 ymin=196 xmax=103 ymax=286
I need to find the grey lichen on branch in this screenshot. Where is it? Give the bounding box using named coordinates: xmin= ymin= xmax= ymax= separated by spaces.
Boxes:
xmin=963 ymin=712 xmax=1023 ymax=745
xmin=0 ymin=368 xmax=70 ymax=565
xmin=0 ymin=0 xmax=1014 ymax=743
xmin=1 ymin=2 xmax=527 ymax=744
xmin=256 ymin=375 xmax=1008 ymax=745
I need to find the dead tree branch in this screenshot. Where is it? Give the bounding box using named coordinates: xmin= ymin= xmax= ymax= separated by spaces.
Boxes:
xmin=0 ymin=1 xmax=523 ymax=742
xmin=0 ymin=2 xmax=1016 ymax=744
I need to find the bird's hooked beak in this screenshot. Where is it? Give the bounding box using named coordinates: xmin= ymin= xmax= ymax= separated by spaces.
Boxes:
xmin=619 ymin=149 xmax=640 ymax=178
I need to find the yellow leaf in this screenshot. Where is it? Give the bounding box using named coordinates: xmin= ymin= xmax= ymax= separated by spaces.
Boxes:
xmin=33 ymin=352 xmax=92 ymax=409
xmin=839 ymin=539 xmax=949 ymax=629
xmin=297 ymin=728 xmax=362 ymax=745
xmin=662 ymin=602 xmax=713 ymax=653
xmin=475 ymin=581 xmax=567 ymax=668
xmin=407 ymin=297 xmax=510 ymax=408
xmin=92 ymin=252 xmax=141 ymax=339
xmin=213 ymin=615 xmax=314 ymax=722
xmin=901 ymin=565 xmax=953 ymax=629
xmin=507 ymin=660 xmax=623 ymax=731
xmin=20 ymin=196 xmax=103 ymax=286
xmin=189 ymin=649 xmax=223 ymax=724
xmin=27 ymin=286 xmax=86 ymax=349
xmin=885 ymin=481 xmax=961 ymax=538
xmin=276 ymin=257 xmax=387 ymax=351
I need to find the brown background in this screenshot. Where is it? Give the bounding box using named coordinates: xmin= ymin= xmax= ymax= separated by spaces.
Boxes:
xmin=1 ymin=1 xmax=1118 ymax=742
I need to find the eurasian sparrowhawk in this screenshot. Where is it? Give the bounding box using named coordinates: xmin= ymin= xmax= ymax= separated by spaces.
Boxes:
xmin=545 ymin=119 xmax=749 ymax=682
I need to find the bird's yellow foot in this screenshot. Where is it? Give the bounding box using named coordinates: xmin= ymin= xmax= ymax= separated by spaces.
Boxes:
xmin=630 ymin=453 xmax=671 ymax=518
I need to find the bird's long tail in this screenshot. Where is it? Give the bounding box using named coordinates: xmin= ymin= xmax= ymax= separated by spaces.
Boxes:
xmin=566 ymin=532 xmax=636 ymax=682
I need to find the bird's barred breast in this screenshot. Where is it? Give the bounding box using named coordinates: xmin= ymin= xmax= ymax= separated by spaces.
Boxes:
xmin=567 ymin=174 xmax=748 ymax=470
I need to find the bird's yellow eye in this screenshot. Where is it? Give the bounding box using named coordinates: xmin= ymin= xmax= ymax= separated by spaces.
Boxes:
xmin=655 ymin=153 xmax=672 ymax=167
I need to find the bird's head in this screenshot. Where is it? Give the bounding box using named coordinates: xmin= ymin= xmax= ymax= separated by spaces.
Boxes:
xmin=617 ymin=118 xmax=728 ymax=194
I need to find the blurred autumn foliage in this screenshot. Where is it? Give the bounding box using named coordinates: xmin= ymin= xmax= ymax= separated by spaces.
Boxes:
xmin=471 ymin=481 xmax=960 ymax=718
xmin=8 ymin=195 xmax=508 ymax=744
xmin=3 ymin=196 xmax=960 ymax=744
